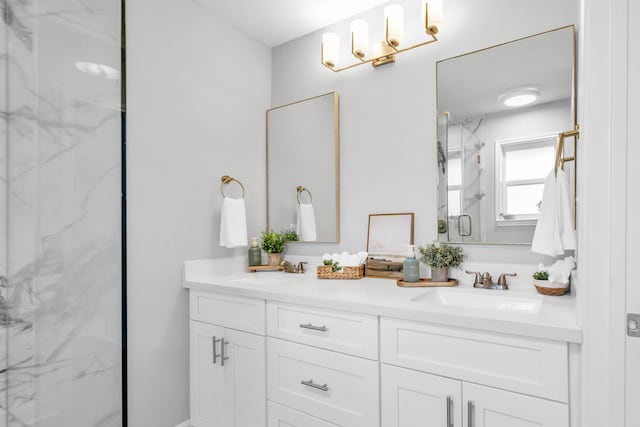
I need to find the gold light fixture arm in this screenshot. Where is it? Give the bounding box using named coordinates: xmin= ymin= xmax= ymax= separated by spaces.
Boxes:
xmin=321 ymin=1 xmax=440 ymax=73
xmin=321 ymin=33 xmax=438 ymax=72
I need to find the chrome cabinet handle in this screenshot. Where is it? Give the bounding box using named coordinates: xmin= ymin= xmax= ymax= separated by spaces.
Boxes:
xmin=299 ymin=323 xmax=328 ymax=332
xmin=447 ymin=396 xmax=453 ymax=427
xmin=212 ymin=336 xmax=221 ymax=364
xmin=301 ymin=379 xmax=329 ymax=391
xmin=467 ymin=401 xmax=475 ymax=427
xmin=458 ymin=214 xmax=472 ymax=237
xmin=220 ymin=339 xmax=229 ymax=367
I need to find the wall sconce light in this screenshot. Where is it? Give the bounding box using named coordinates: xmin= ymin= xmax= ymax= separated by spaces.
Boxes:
xmin=321 ymin=0 xmax=442 ymax=72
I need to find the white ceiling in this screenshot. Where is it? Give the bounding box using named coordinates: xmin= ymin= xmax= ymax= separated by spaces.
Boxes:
xmin=438 ymin=27 xmax=574 ymax=121
xmin=194 ymin=0 xmax=391 ymax=47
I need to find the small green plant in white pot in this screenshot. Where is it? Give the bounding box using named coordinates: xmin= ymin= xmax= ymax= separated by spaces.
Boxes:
xmin=418 ymin=243 xmax=465 ymax=282
xmin=532 ymin=270 xmax=550 ymax=287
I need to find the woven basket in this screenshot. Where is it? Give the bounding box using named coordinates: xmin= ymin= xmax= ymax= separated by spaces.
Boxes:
xmin=317 ymin=264 xmax=365 ymax=280
xmin=534 ymin=285 xmax=569 ymax=296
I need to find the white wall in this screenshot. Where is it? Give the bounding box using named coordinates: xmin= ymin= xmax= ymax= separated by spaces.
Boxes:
xmin=272 ymin=0 xmax=577 ymax=267
xmin=126 ymin=0 xmax=271 ymax=425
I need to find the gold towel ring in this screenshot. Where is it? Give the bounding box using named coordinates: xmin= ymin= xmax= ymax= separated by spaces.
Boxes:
xmin=296 ymin=186 xmax=312 ymax=204
xmin=221 ymin=175 xmax=245 ymax=199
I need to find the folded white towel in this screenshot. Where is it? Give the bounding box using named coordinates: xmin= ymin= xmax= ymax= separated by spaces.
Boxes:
xmin=296 ymin=203 xmax=317 ymax=242
xmin=321 ymin=251 xmax=368 ymax=267
xmin=532 ymin=169 xmax=575 ymax=257
xmin=537 ymin=256 xmax=576 ymax=285
xmin=220 ymin=197 xmax=248 ymax=248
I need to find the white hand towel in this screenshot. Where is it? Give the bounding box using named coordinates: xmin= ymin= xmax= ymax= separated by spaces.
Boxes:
xmin=219 ymin=197 xmax=248 ymax=248
xmin=556 ymin=169 xmax=576 ymax=251
xmin=296 ymin=203 xmax=317 ymax=242
xmin=531 ymin=169 xmax=575 ymax=256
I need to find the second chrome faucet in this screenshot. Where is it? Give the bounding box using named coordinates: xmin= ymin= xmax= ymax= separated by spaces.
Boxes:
xmin=466 ymin=271 xmax=517 ymax=290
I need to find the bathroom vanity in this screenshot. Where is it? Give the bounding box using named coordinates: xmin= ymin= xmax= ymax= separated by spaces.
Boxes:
xmin=184 ymin=259 xmax=581 ymax=427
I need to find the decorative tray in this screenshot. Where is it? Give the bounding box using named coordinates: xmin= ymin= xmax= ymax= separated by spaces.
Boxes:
xmin=396 ymin=278 xmax=459 ymax=288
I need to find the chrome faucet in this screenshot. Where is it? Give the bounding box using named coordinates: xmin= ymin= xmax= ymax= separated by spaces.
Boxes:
xmin=466 ymin=271 xmax=516 ymax=290
xmin=281 ymin=261 xmax=307 ymax=274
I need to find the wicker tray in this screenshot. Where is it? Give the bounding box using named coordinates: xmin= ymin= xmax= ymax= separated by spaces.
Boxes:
xmin=534 ymin=284 xmax=569 ymax=296
xmin=317 ymin=264 xmax=365 ymax=280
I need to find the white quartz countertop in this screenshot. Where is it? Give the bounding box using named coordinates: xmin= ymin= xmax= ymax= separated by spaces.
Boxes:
xmin=183 ymin=259 xmax=582 ymax=343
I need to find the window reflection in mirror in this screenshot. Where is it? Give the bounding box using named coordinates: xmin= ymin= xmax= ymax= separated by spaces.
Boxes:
xmin=436 ymin=26 xmax=576 ymax=245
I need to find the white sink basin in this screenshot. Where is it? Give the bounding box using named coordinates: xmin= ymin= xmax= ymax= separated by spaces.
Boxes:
xmin=411 ymin=288 xmax=543 ymax=314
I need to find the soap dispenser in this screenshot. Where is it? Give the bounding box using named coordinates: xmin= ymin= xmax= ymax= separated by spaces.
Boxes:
xmin=403 ymin=245 xmax=420 ymax=282
xmin=248 ymin=237 xmax=261 ymax=266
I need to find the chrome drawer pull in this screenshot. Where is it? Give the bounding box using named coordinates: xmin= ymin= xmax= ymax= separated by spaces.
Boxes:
xmin=301 ymin=379 xmax=329 ymax=392
xmin=446 ymin=396 xmax=453 ymax=427
xmin=220 ymin=339 xmax=229 ymax=367
xmin=299 ymin=323 xmax=328 ymax=332
xmin=212 ymin=336 xmax=221 ymax=364
xmin=468 ymin=401 xmax=475 ymax=427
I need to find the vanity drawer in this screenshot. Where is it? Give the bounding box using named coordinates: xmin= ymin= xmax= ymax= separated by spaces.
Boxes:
xmin=268 ymin=401 xmax=340 ymax=427
xmin=267 ymin=338 xmax=379 ymax=427
xmin=266 ymin=301 xmax=378 ymax=359
xmin=190 ymin=291 xmax=265 ymax=335
xmin=380 ymin=318 xmax=568 ymax=402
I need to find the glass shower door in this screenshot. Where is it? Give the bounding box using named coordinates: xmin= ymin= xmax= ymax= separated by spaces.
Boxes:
xmin=2 ymin=0 xmax=123 ymax=426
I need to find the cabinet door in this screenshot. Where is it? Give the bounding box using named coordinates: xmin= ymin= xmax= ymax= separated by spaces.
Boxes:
xmin=224 ymin=328 xmax=266 ymax=427
xmin=382 ymin=364 xmax=461 ymax=427
xmin=190 ymin=321 xmax=226 ymax=427
xmin=463 ymin=383 xmax=569 ymax=427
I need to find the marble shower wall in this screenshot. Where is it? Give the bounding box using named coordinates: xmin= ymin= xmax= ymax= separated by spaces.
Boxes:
xmin=1 ymin=0 xmax=122 ymax=426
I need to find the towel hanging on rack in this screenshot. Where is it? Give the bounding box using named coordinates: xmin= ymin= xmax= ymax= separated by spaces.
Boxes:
xmin=219 ymin=175 xmax=248 ymax=248
xmin=296 ymin=186 xmax=317 ymax=241
xmin=531 ymin=168 xmax=575 ymax=256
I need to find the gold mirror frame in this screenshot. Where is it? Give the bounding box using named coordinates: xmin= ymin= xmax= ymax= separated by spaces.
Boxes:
xmin=266 ymin=92 xmax=340 ymax=243
xmin=434 ymin=25 xmax=577 ymax=246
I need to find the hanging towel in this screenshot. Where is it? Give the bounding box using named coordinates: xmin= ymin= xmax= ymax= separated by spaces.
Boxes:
xmin=220 ymin=197 xmax=248 ymax=248
xmin=296 ymin=203 xmax=317 ymax=242
xmin=531 ymin=169 xmax=575 ymax=256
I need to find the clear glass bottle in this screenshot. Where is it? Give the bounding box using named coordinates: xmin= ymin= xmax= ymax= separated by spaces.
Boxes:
xmin=403 ymin=244 xmax=420 ymax=282
xmin=248 ymin=237 xmax=262 ymax=266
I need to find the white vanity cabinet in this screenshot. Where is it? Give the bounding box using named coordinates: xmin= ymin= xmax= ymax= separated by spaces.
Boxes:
xmin=189 ymin=292 xmax=266 ymax=427
xmin=186 ymin=281 xmax=577 ymax=427
xmin=380 ymin=318 xmax=570 ymax=427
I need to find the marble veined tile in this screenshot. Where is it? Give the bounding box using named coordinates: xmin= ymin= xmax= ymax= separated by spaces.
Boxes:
xmin=2 ymin=0 xmax=123 ymax=426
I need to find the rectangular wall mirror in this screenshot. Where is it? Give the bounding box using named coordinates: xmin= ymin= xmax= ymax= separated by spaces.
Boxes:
xmin=436 ymin=26 xmax=576 ymax=245
xmin=267 ymin=92 xmax=340 ymax=242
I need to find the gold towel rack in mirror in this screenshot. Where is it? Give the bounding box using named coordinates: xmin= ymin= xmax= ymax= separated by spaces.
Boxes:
xmin=555 ymin=125 xmax=580 ymax=174
xmin=296 ymin=186 xmax=312 ymax=204
xmin=221 ymin=175 xmax=245 ymax=198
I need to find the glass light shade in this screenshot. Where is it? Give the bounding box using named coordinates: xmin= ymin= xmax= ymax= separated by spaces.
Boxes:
xmin=384 ymin=4 xmax=404 ymax=47
xmin=322 ymin=32 xmax=340 ymax=67
xmin=350 ymin=19 xmax=369 ymax=59
xmin=423 ymin=0 xmax=443 ymax=32
xmin=499 ymin=87 xmax=541 ymax=107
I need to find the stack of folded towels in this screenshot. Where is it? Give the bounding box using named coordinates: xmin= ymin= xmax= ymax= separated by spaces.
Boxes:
xmin=321 ymin=252 xmax=368 ymax=271
xmin=536 ymin=256 xmax=576 ymax=287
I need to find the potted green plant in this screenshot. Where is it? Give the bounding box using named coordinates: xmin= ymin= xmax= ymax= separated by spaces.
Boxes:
xmin=261 ymin=230 xmax=287 ymax=266
xmin=532 ymin=270 xmax=550 ymax=287
xmin=260 ymin=229 xmax=298 ymax=266
xmin=417 ymin=243 xmax=465 ymax=282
